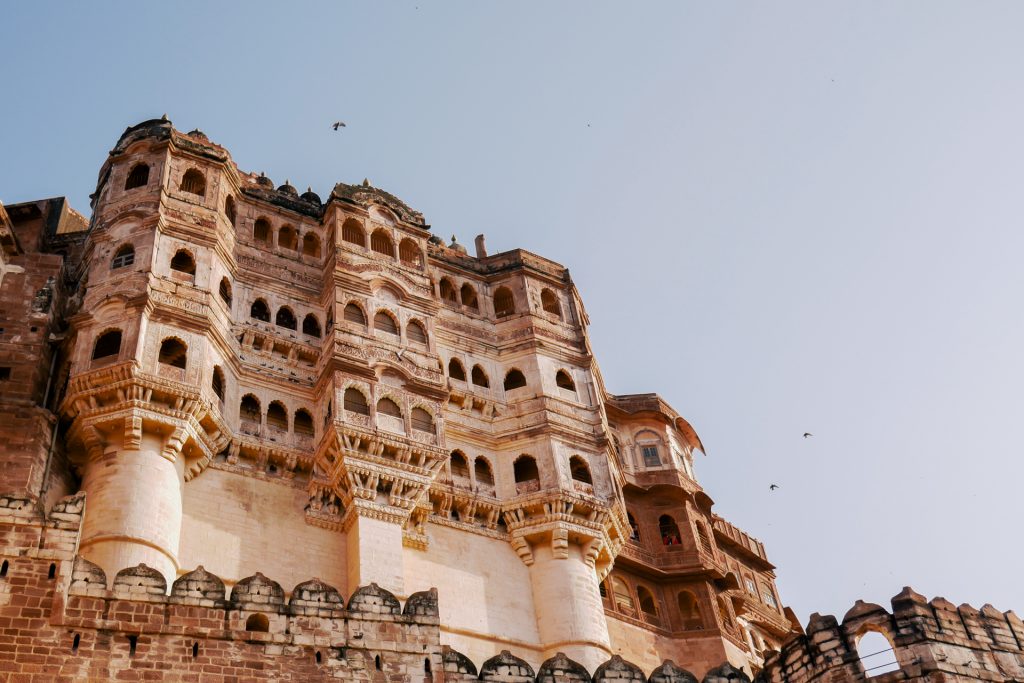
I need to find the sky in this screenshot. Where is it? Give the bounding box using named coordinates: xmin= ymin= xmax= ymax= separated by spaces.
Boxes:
xmin=3 ymin=1 xmax=1023 ymax=626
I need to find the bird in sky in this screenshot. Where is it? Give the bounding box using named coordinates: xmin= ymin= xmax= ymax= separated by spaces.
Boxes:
xmin=803 ymin=432 xmax=813 ymax=438
xmin=769 ymin=484 xmax=780 ymax=491
xmin=332 ymin=121 xmax=346 ymax=131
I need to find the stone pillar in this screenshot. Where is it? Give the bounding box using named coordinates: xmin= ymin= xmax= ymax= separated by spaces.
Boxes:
xmin=526 ymin=533 xmax=612 ymax=672
xmin=78 ymin=431 xmax=185 ymax=585
xmin=346 ymin=512 xmax=405 ymax=595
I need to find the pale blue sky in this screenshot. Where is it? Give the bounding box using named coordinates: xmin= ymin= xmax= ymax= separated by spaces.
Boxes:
xmin=3 ymin=2 xmax=1022 ymax=625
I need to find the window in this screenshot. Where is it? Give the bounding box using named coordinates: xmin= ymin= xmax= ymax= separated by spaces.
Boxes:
xmin=439 ymin=278 xmax=457 ymax=303
xmin=637 ymin=586 xmax=659 ymax=621
xmin=343 ymin=303 xmax=366 ymax=326
xmin=659 ymin=515 xmax=682 ymax=546
xmin=267 ymin=401 xmax=288 ymax=430
xmin=696 ymin=523 xmax=714 ymax=555
xmin=250 ymin=299 xmax=270 ymax=322
xmin=474 ymin=457 xmax=494 ymax=486
xmin=555 ymin=370 xmax=576 ymax=392
xmin=180 ymin=169 xmax=206 ymax=196
xmin=302 ymin=314 xmax=321 ymax=337
xmin=717 ymin=597 xmax=733 ymax=629
xmin=158 ymin=338 xmax=187 ymax=369
xmin=762 ymin=585 xmax=777 ymax=608
xmin=276 ymin=307 xmax=297 ymax=330
xmin=411 ymin=407 xmax=434 ymax=433
xmin=370 ymin=229 xmax=393 ymax=257
xmin=541 ymin=288 xmax=561 ymax=318
xmin=245 ymin=613 xmax=269 ymax=632
xmin=448 ymin=358 xmax=466 ymax=381
xmin=125 ymin=164 xmax=149 ymax=190
xmin=450 ymin=451 xmax=470 ymax=479
xmin=406 ymin=320 xmax=427 ymax=345
xmin=642 ymin=445 xmax=661 ymax=467
xmin=218 ymin=278 xmax=232 ymax=307
xmin=745 ymin=578 xmax=757 ymax=594
xmin=569 ymin=456 xmax=592 ymax=484
xmin=302 ymin=233 xmax=321 ymax=258
xmin=678 ymin=592 xmax=703 ymax=630
xmin=278 ymin=226 xmax=298 ymax=251
xmin=513 ymin=455 xmax=539 ymax=483
xmin=294 ymin=409 xmax=314 ymax=437
xmin=471 ymin=365 xmax=489 ymax=388
xmin=92 ymin=330 xmax=122 ymax=360
xmin=240 ymin=395 xmax=261 ymax=423
xmin=611 ymin=578 xmax=635 ymax=616
xmin=503 ymin=369 xmax=527 ymax=391
xmin=254 ymin=218 xmax=271 ymax=243
xmin=399 ymin=238 xmax=421 ymax=266
xmin=344 ymin=388 xmax=369 ymax=415
xmin=627 ymin=513 xmax=640 ymax=541
xmin=211 ymin=366 xmax=225 ymax=401
xmin=111 ymin=245 xmax=135 ymax=269
xmin=856 ymin=631 xmax=898 ymax=677
xmin=376 ymin=397 xmax=402 ymax=417
xmin=225 ymin=196 xmax=236 ymax=226
xmin=374 ymin=311 xmax=398 ymax=336
xmin=342 ymin=218 xmax=365 ymax=246
xmin=170 ymin=249 xmax=196 ymax=276
xmin=460 ymin=283 xmax=478 ymax=309
xmin=493 ymin=287 xmax=515 ymax=317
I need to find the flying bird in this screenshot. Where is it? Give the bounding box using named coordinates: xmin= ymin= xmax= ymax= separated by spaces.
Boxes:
xmin=769 ymin=484 xmax=780 ymax=491
xmin=803 ymin=432 xmax=813 ymax=438
xmin=332 ymin=121 xmax=346 ymax=131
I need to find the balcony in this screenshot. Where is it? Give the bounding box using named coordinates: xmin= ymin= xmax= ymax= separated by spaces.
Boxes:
xmin=515 ymin=479 xmax=540 ymax=495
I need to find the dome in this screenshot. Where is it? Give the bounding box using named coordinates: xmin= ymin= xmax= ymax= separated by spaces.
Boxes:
xmin=301 ymin=187 xmax=322 ymax=204
xmin=186 ymin=128 xmax=208 ymax=141
xmin=449 ymin=235 xmax=467 ymax=254
xmin=256 ymin=172 xmax=274 ymax=188
xmin=277 ymin=180 xmax=298 ymax=196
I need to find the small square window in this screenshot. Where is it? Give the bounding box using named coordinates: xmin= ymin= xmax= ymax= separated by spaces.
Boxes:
xmin=0 ymin=367 xmax=10 ymax=381
xmin=641 ymin=445 xmax=661 ymax=467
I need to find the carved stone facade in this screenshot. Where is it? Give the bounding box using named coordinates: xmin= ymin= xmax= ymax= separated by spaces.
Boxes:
xmin=4 ymin=118 xmax=1013 ymax=682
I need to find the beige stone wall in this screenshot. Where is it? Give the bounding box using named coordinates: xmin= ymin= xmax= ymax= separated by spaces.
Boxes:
xmin=605 ymin=615 xmax=727 ymax=679
xmin=179 ymin=468 xmax=347 ymax=591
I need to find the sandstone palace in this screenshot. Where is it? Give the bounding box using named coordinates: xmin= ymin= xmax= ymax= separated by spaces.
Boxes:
xmin=1 ymin=118 xmax=1022 ymax=682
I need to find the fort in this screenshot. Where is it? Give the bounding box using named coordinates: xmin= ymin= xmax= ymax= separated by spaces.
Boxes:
xmin=0 ymin=118 xmax=1021 ymax=681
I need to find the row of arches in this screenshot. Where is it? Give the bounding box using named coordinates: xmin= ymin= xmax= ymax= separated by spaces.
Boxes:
xmin=342 ymin=387 xmax=436 ymax=434
xmin=625 ymin=510 xmax=714 ymax=552
xmin=341 ymin=302 xmax=428 ymax=346
xmin=446 ymin=358 xmax=577 ymax=394
xmin=341 ymin=218 xmax=423 ymax=268
xmin=252 ymin=217 xmax=322 ymax=258
xmin=249 ymin=299 xmax=323 ymax=337
xmin=602 ymin=576 xmax=704 ymax=632
xmin=438 ymin=279 xmax=563 ymax=321
xmin=446 ymin=451 xmax=592 ymax=493
xmin=239 ymin=394 xmax=316 ymax=437
xmin=92 ymin=332 xmax=189 ymax=371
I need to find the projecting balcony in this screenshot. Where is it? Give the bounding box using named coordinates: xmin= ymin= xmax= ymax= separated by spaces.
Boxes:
xmin=157 ymin=364 xmax=186 ymax=382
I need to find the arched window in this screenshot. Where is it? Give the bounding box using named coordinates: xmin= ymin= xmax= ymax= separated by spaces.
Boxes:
xmin=471 ymin=365 xmax=489 ymax=388
xmin=218 ymin=278 xmax=232 ymax=307
xmin=224 ymin=196 xmax=236 ymax=226
xmin=611 ymin=577 xmax=635 ymax=616
xmin=474 ymin=457 xmax=494 ymax=486
xmin=302 ymin=233 xmax=321 ymax=258
xmin=245 ymin=613 xmax=269 ymax=632
xmin=374 ymin=311 xmax=398 ymax=336
xmin=294 ymin=409 xmax=314 ymax=437
xmin=276 ymin=307 xmax=297 ymax=330
xmin=555 ymin=370 xmax=576 ymax=392
xmin=125 ymin=164 xmax=149 ymax=190
xmin=627 ymin=512 xmax=640 ymax=541
xmin=344 ymin=388 xmax=369 ymax=416
xmin=158 ymin=338 xmax=187 ymax=369
xmin=180 ymin=169 xmax=206 ymax=196
xmin=448 ymin=358 xmax=466 ymax=381
xmin=342 ymin=218 xmax=365 ymax=246
xmin=406 ymin=320 xmax=427 ymax=345
xmin=503 ymin=369 xmax=527 ymax=391
xmin=678 ymin=591 xmax=703 ymax=630
xmin=541 ymin=288 xmax=562 ymax=318
xmin=267 ymin=401 xmax=288 ymax=430
xmin=211 ymin=366 xmax=225 ymax=401
xmin=370 ymin=228 xmax=393 ymax=257
xmin=717 ymin=597 xmax=734 ymax=630
xmin=856 ymin=631 xmax=898 ymax=677
xmin=439 ymin=278 xmax=457 ymax=303
xmin=111 ymin=244 xmax=135 ymax=269
xmin=170 ymin=249 xmax=196 ymax=276
xmin=460 ymin=283 xmax=478 ymax=310
xmin=569 ymin=456 xmax=592 ymax=484
xmin=302 ymin=314 xmax=321 ymax=337
xmin=92 ymin=330 xmax=122 ymax=360
xmin=411 ymin=407 xmax=434 ymax=433
xmin=240 ymin=394 xmax=261 ymax=423
xmin=376 ymin=397 xmax=402 ymax=417
xmin=450 ymin=451 xmax=470 ymax=480
xmin=278 ymin=226 xmax=298 ymax=251
xmin=659 ymin=515 xmax=682 ymax=546
xmin=493 ymin=287 xmax=515 ymax=317
xmin=513 ymin=455 xmax=539 ymax=483
xmin=254 ymin=218 xmax=271 ymax=244
xmin=696 ymin=523 xmax=714 ymax=555
xmin=399 ymin=238 xmax=421 ymax=267
xmin=761 ymin=584 xmax=778 ymax=609
xmin=250 ymin=299 xmax=270 ymax=322
xmin=637 ymin=586 xmax=659 ymax=621
xmin=344 ymin=303 xmax=367 ymax=326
